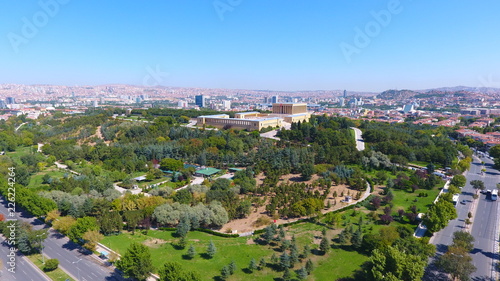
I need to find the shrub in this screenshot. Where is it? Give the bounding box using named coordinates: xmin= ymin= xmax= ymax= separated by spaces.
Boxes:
xmin=44 ymin=259 xmax=59 ymax=272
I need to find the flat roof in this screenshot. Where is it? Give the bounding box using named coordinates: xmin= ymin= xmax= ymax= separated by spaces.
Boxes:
xmin=196 ymin=167 xmax=221 ymax=176
xmin=236 ymin=111 xmax=260 ymax=115
xmin=273 ymin=103 xmax=307 ymax=105
xmin=198 ymin=114 xmax=229 ymax=118
xmin=247 ymin=117 xmax=282 ymax=122
xmin=287 ymin=113 xmax=308 ymax=117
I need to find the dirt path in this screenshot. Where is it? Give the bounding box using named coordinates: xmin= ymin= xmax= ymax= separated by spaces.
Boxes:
xmin=221 ymin=182 xmax=373 ymax=234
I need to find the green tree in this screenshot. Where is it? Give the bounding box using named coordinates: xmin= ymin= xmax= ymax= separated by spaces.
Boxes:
xmin=450 ymin=175 xmax=466 ymax=188
xmin=436 ymin=245 xmax=476 ymax=281
xmin=68 ymin=216 xmax=99 ymax=243
xmin=116 ymin=243 xmax=154 ymax=281
xmin=82 ymin=230 xmax=104 ymax=251
xmin=452 ymin=231 xmax=475 ymax=252
xmin=220 ymin=265 xmax=231 ymax=280
xmin=297 ymin=267 xmax=308 ymax=280
xmin=211 ymin=178 xmax=231 ymax=191
xmin=229 ymin=260 xmax=237 ymax=275
xmin=305 ymin=259 xmax=314 ymax=274
xmin=470 ymin=180 xmax=485 ymax=193
xmin=258 ymin=257 xmax=266 ymax=270
xmin=159 ymin=261 xmax=201 ymax=281
xmin=423 ymin=198 xmax=457 ymax=233
xmin=320 ymin=236 xmax=330 ymax=254
xmin=282 ymin=267 xmax=292 ymax=281
xmin=368 ymin=246 xmax=426 ymax=281
xmin=206 ymin=241 xmax=217 ymax=259
xmin=351 ymin=228 xmax=363 ymax=249
xmin=187 ymin=244 xmax=196 ymax=259
xmin=489 ymin=144 xmax=500 ymax=159
xmin=301 ymin=163 xmax=315 ymax=181
xmin=43 ymin=259 xmax=59 ymax=272
xmin=248 ymin=258 xmax=257 ymax=272
xmin=280 ymin=252 xmax=291 ymax=269
xmin=160 ymin=158 xmax=183 ymax=171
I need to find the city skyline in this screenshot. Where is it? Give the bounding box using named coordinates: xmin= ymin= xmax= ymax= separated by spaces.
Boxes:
xmin=2 ymin=1 xmax=500 ymax=92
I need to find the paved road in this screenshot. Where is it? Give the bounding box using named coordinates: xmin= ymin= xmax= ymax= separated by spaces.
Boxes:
xmin=351 ymin=127 xmax=365 ymax=151
xmin=426 ymin=155 xmax=499 ymax=280
xmin=469 ymin=156 xmax=500 ymax=281
xmin=0 ymin=196 xmax=123 ymax=281
xmin=0 ymin=236 xmax=50 ymax=281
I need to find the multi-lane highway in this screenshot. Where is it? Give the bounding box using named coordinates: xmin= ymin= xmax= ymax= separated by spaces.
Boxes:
xmin=427 ymin=155 xmax=499 ymax=280
xmin=468 ymin=156 xmax=500 ymax=280
xmin=0 ymin=196 xmax=123 ymax=281
xmin=0 ymin=236 xmax=50 ymax=281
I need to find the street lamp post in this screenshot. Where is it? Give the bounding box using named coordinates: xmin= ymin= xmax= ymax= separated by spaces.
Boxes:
xmin=72 ymin=258 xmax=82 ymax=281
xmin=36 ymin=234 xmax=44 ymax=264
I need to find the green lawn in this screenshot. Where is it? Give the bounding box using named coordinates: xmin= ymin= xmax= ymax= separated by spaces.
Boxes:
xmin=6 ymin=146 xmax=34 ymax=164
xmin=27 ymin=169 xmax=68 ymax=189
xmin=314 ymin=247 xmax=369 ymax=280
xmin=390 ymin=187 xmax=441 ymax=214
xmin=102 ymin=230 xmax=282 ymax=280
xmin=27 ymin=254 xmax=75 ymax=281
xmin=102 ymin=226 xmax=371 ymax=281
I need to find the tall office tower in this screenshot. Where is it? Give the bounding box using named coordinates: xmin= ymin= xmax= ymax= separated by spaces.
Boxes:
xmin=6 ymin=97 xmax=15 ymax=104
xmin=93 ymin=100 xmax=99 ymax=107
xmin=195 ymin=95 xmax=206 ymax=107
xmin=343 ymin=90 xmax=347 ymax=98
xmin=0 ymin=100 xmax=6 ymax=109
xmin=264 ymin=97 xmax=269 ymax=103
xmin=222 ymin=100 xmax=231 ymax=110
xmin=271 ymin=95 xmax=279 ymax=104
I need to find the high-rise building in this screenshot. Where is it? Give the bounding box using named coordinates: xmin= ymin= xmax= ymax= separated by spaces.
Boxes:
xmin=343 ymin=90 xmax=347 ymax=98
xmin=271 ymin=95 xmax=279 ymax=103
xmin=6 ymin=97 xmax=15 ymax=104
xmin=222 ymin=100 xmax=231 ymax=110
xmin=93 ymin=100 xmax=99 ymax=107
xmin=0 ymin=100 xmax=7 ymax=109
xmin=195 ymin=95 xmax=206 ymax=107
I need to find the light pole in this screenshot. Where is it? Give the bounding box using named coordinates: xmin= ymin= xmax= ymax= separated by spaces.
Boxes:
xmin=72 ymin=258 xmax=82 ymax=281
xmin=36 ymin=234 xmax=44 ymax=264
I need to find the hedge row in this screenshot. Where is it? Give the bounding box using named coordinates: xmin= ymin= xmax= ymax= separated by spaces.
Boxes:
xmin=158 ymin=227 xmax=239 ymax=238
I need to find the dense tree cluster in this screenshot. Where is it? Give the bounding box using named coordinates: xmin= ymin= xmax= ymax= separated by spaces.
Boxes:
xmin=360 ymin=121 xmax=457 ymax=167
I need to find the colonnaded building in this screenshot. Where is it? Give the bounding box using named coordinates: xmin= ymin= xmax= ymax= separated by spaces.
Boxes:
xmin=196 ymin=103 xmax=311 ymax=131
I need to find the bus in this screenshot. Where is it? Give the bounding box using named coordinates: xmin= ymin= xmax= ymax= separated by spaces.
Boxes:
xmin=492 ymin=189 xmax=498 ymax=201
xmin=452 ymin=194 xmax=459 ymax=205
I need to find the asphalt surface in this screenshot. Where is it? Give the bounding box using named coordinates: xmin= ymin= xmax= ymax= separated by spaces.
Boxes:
xmin=351 ymin=127 xmax=365 ymax=151
xmin=0 ymin=235 xmax=50 ymax=281
xmin=469 ymin=156 xmax=500 ymax=281
xmin=425 ymin=155 xmax=499 ymax=280
xmin=0 ymin=196 xmax=123 ymax=281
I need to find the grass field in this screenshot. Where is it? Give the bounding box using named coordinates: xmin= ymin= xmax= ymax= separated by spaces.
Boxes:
xmin=27 ymin=254 xmax=75 ymax=281
xmin=27 ymin=169 xmax=68 ymax=189
xmin=101 ymin=226 xmax=372 ymax=281
xmin=6 ymin=146 xmax=33 ymax=164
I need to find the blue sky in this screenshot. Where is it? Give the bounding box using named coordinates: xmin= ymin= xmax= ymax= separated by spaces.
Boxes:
xmin=1 ymin=0 xmax=499 ymax=92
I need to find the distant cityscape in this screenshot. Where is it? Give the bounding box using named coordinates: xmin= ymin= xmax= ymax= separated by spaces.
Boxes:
xmin=2 ymin=84 xmax=500 ymax=138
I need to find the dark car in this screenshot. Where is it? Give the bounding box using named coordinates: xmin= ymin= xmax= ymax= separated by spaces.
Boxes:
xmin=460 ymin=199 xmax=466 ymax=205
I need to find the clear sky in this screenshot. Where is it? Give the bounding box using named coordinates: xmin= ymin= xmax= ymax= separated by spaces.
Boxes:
xmin=1 ymin=0 xmax=500 ymax=92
